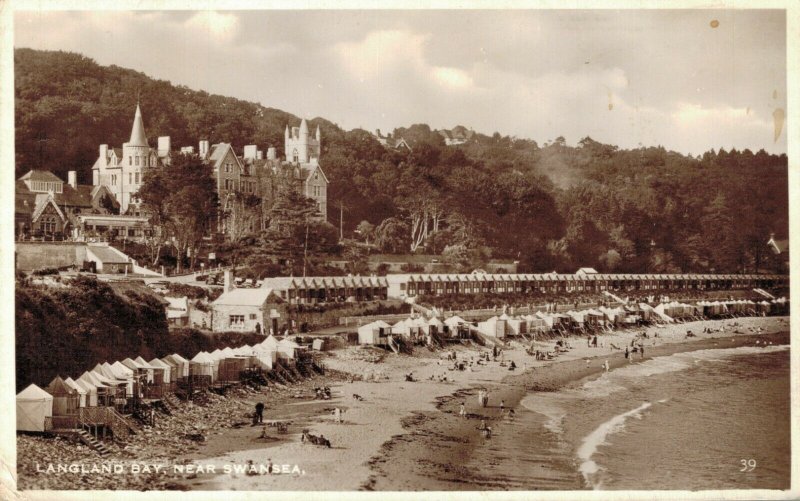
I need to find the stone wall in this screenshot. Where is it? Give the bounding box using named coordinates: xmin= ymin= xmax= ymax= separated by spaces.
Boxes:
xmin=15 ymin=242 xmax=87 ymax=272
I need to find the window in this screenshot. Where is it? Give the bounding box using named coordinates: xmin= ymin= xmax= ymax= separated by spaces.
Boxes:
xmin=225 ymin=163 xmax=231 ymax=173
xmin=111 ymin=175 xmax=117 ymax=186
xmin=292 ymin=149 xmax=299 ymax=163
xmin=314 ymin=172 xmax=319 ymax=180
xmin=135 ymin=156 xmax=140 ymax=166
xmin=135 ymin=172 xmax=140 ymax=184
xmin=249 ymin=314 xmax=257 ymax=320
xmin=229 ymin=315 xmax=245 ymax=325
xmin=129 ymin=157 xmax=132 ymax=166
xmin=129 ymin=173 xmax=133 ymax=184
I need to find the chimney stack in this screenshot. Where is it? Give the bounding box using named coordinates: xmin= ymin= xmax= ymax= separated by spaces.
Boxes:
xmin=243 ymin=145 xmax=257 ymax=159
xmin=67 ymin=171 xmax=77 ymax=189
xmin=267 ymin=147 xmax=276 ymax=160
xmin=157 ymin=136 xmax=171 ymax=157
xmin=99 ymin=145 xmax=108 ymax=168
xmin=199 ymin=140 xmax=210 ymax=158
xmin=224 ymin=270 xmax=234 ymax=293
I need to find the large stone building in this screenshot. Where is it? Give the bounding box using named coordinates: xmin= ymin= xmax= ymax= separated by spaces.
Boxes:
xmin=91 ymin=104 xmax=170 ymax=214
xmin=90 ymin=105 xmax=329 ymax=233
xmin=15 ymin=169 xmax=122 ymax=240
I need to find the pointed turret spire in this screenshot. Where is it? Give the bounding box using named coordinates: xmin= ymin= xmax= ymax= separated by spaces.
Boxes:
xmin=315 ymin=125 xmax=321 ymax=141
xmin=128 ymin=103 xmax=148 ymax=146
xmin=285 ymin=125 xmax=290 ymax=140
xmin=299 ymin=118 xmax=309 ymax=136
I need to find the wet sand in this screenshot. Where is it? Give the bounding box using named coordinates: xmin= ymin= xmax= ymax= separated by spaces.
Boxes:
xmin=174 ymin=316 xmax=790 ymax=490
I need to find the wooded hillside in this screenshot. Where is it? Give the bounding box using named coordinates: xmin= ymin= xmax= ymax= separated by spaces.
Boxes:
xmin=15 ymin=49 xmax=788 ymax=274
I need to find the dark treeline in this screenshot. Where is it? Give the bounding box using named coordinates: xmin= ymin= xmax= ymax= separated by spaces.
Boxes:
xmin=15 ymin=49 xmax=788 ymax=274
xmin=15 ymin=276 xmax=264 ymax=391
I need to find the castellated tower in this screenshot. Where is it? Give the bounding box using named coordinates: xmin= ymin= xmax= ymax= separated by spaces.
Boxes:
xmin=285 ymin=119 xmax=321 ymax=164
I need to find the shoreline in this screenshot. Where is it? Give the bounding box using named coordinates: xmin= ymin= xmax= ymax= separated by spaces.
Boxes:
xmin=167 ymin=315 xmax=789 ymax=491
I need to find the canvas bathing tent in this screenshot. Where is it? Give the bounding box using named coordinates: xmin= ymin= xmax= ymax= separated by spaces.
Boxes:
xmin=45 ymin=376 xmax=79 ymax=428
xmin=358 ymin=320 xmax=392 ymax=345
xmin=190 ymin=351 xmax=215 ymax=380
xmin=64 ymin=377 xmax=87 ymax=408
xmin=17 ymin=384 xmax=54 ymax=432
xmin=73 ymin=377 xmax=98 ymax=407
xmin=164 ymin=354 xmax=190 ymax=378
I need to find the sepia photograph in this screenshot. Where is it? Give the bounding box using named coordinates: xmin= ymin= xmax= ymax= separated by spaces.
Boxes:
xmin=2 ymin=2 xmax=796 ymax=499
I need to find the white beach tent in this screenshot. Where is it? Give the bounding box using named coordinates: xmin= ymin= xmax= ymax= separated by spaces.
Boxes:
xmin=64 ymin=377 xmax=87 ymax=408
xmin=16 ymin=384 xmax=54 ymax=432
xmin=260 ymin=335 xmax=280 ymax=352
xmin=232 ymin=344 xmax=253 ymax=356
xmin=74 ymin=377 xmax=98 ymax=407
xmin=164 ymin=354 xmax=190 ymax=378
xmin=412 ymin=316 xmax=430 ymax=335
xmin=478 ymin=316 xmax=506 ymax=338
xmin=190 ymin=351 xmax=215 ymax=379
xmin=391 ymin=318 xmax=412 ymax=339
xmin=277 ymin=338 xmax=302 ymax=360
xmin=427 ymin=316 xmax=444 ymax=335
xmin=249 ymin=344 xmax=276 ymax=370
xmin=208 ymin=348 xmax=225 ymax=376
xmin=122 ymin=358 xmax=149 ymax=382
xmin=149 ymin=358 xmax=173 ymax=384
xmin=134 ymin=356 xmax=160 ymax=383
xmin=109 ymin=361 xmax=136 ymax=396
xmin=444 ymin=315 xmax=467 ymax=328
xmin=358 ymin=320 xmax=391 ymax=345
xmin=95 ymin=363 xmax=131 ymax=396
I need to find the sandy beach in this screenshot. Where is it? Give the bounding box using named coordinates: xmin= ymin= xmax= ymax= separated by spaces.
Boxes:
xmin=169 ymin=315 xmax=790 ymax=491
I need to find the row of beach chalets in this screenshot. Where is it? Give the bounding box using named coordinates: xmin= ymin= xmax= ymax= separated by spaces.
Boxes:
xmin=16 ymin=335 xmax=318 ymax=446
xmin=356 ymin=297 xmax=790 ymax=350
xmin=16 ymin=268 xmax=789 ymax=458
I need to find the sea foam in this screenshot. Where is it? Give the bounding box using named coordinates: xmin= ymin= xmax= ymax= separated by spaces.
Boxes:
xmin=577 ymin=401 xmax=653 ymax=489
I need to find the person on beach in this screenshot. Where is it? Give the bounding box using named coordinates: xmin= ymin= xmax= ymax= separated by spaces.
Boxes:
xmin=254 ymin=402 xmax=265 ymax=425
xmin=604 ymin=360 xmax=610 ymax=372
xmin=624 ymin=346 xmax=629 ymax=360
xmin=460 ymin=402 xmax=466 ymax=418
xmin=334 ymin=407 xmax=342 ymax=423
xmin=640 ymin=344 xmax=645 ymax=358
xmin=500 ymin=400 xmax=505 ymax=412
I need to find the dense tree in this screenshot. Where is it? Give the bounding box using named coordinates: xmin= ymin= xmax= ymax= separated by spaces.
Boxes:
xmin=15 ymin=48 xmax=789 ymax=274
xmin=139 ymin=153 xmax=218 ymax=272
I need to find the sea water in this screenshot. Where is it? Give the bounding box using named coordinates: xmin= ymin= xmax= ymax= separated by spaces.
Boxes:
xmin=492 ymin=343 xmax=790 ymax=490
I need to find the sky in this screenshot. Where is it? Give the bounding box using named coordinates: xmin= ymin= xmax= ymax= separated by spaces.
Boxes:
xmin=13 ymin=9 xmax=788 ymax=155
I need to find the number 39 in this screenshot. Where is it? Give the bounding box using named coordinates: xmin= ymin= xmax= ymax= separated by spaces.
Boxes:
xmin=740 ymin=459 xmax=757 ymax=472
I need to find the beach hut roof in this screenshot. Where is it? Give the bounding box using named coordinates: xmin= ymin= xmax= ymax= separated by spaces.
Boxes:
xmin=17 ymin=384 xmax=53 ymax=401
xmin=112 ymin=361 xmax=135 ymax=374
xmin=64 ymin=377 xmax=87 ymax=395
xmin=428 ymin=316 xmax=444 ymax=326
xmin=169 ymin=353 xmax=189 ymax=364
xmin=261 ymin=335 xmax=280 ymax=349
xmin=46 ymin=376 xmax=76 ymax=396
xmin=444 ymin=315 xmax=466 ymax=326
xmin=278 ymin=338 xmax=302 ymax=349
xmin=134 ymin=356 xmax=159 ymax=369
xmin=149 ymin=358 xmax=171 ymax=370
xmin=122 ymin=358 xmax=145 ymax=370
xmin=191 ymin=352 xmax=213 ymax=363
xmin=74 ymin=377 xmax=97 ymax=392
